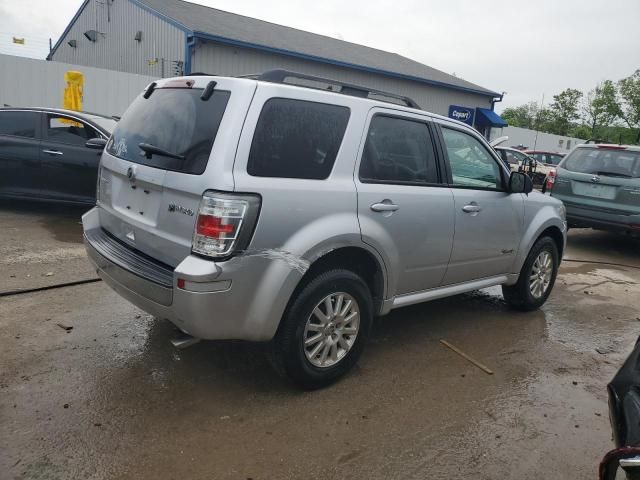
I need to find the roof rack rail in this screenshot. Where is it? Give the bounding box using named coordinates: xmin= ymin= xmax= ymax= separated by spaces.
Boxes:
xmin=254 ymin=69 xmax=421 ymax=109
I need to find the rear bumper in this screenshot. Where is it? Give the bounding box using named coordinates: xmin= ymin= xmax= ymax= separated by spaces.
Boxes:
xmin=565 ymin=204 xmax=640 ymax=233
xmin=82 ymin=207 xmax=294 ymax=341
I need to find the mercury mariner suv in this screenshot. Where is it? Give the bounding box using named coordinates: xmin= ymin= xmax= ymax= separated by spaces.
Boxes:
xmin=83 ymin=70 xmax=567 ymax=389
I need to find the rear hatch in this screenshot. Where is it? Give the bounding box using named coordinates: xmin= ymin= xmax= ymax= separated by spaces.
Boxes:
xmin=96 ymin=77 xmax=256 ymax=267
xmin=552 ymin=145 xmax=640 ymax=214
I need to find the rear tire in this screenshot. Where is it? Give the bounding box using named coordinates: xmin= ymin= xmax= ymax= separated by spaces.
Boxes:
xmin=502 ymin=236 xmax=559 ymax=311
xmin=269 ymin=269 xmax=373 ymax=390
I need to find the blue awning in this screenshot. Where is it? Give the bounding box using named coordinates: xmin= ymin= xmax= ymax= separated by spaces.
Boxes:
xmin=475 ymin=108 xmax=508 ymax=128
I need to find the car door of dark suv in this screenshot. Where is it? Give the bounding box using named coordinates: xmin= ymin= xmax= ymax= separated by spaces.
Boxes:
xmin=0 ymin=109 xmax=42 ymax=198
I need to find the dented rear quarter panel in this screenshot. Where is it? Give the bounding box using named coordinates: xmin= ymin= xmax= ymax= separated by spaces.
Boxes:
xmin=229 ymin=84 xmax=376 ymax=340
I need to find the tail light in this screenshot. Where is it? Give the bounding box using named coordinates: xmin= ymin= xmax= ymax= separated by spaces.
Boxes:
xmin=192 ymin=192 xmax=261 ymax=259
xmin=545 ymin=170 xmax=556 ymax=192
xmin=95 ymin=165 xmax=102 ymax=204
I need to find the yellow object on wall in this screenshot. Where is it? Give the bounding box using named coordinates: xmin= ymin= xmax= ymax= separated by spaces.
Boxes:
xmin=63 ymin=70 xmax=84 ymax=112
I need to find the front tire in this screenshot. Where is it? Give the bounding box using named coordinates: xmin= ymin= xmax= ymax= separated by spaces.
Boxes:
xmin=502 ymin=236 xmax=559 ymax=311
xmin=269 ymin=269 xmax=373 ymax=390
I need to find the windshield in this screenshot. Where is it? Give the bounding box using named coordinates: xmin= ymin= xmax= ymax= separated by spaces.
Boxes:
xmin=562 ymin=148 xmax=640 ymax=178
xmin=106 ymin=88 xmax=230 ymax=174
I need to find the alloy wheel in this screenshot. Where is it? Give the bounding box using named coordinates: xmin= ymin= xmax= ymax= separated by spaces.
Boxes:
xmin=303 ymin=292 xmax=360 ymax=368
xmin=529 ymin=250 xmax=553 ymax=298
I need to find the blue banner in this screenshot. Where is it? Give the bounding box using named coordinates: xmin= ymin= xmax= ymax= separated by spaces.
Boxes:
xmin=448 ymin=105 xmax=475 ymax=126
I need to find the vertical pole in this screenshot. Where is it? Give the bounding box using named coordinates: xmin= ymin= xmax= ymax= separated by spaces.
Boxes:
xmin=533 ymin=93 xmax=544 ymax=151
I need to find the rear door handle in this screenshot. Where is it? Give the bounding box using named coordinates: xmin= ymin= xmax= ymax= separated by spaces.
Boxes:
xmin=462 ymin=204 xmax=482 ymax=213
xmin=371 ymin=202 xmax=399 ymax=212
xmin=42 ymin=149 xmax=63 ymax=156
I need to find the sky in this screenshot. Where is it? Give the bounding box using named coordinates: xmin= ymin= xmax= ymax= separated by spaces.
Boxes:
xmin=1 ymin=0 xmax=639 ymax=111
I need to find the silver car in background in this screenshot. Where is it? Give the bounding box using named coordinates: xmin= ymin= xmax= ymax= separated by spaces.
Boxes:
xmin=83 ymin=70 xmax=566 ymax=388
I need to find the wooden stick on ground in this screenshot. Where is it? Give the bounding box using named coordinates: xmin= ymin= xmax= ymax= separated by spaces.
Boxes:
xmin=439 ymin=339 xmax=494 ymax=375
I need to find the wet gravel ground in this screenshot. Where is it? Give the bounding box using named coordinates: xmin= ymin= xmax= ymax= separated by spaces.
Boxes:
xmin=1 ymin=201 xmax=640 ymax=479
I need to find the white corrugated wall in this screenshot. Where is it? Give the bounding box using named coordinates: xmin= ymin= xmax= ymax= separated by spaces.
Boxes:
xmin=490 ymin=126 xmax=586 ymax=153
xmin=0 ymin=54 xmax=155 ymax=116
xmin=50 ymin=0 xmax=185 ymax=77
xmin=191 ymin=41 xmax=494 ymax=116
xmin=45 ymin=0 xmax=494 ymax=116
xmin=45 ymin=0 xmax=491 ymax=115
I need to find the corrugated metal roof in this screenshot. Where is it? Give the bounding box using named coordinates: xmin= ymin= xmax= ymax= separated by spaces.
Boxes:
xmin=135 ymin=0 xmax=500 ymax=97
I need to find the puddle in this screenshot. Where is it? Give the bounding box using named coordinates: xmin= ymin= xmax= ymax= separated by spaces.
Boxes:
xmin=38 ymin=212 xmax=85 ymax=244
xmin=543 ymin=267 xmax=640 ymax=356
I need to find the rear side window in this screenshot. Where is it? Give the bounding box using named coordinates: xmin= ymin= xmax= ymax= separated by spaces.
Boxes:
xmin=359 ymin=115 xmax=438 ymax=184
xmin=106 ymin=88 xmax=230 ymax=174
xmin=0 ymin=111 xmax=38 ymax=138
xmin=563 ymin=148 xmax=640 ymax=178
xmin=248 ymin=98 xmax=350 ymax=179
xmin=46 ymin=115 xmax=98 ymax=146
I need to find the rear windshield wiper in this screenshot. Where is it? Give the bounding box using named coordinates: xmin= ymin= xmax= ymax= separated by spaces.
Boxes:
xmin=138 ymin=143 xmax=184 ymax=160
xmin=593 ymin=170 xmax=633 ymax=178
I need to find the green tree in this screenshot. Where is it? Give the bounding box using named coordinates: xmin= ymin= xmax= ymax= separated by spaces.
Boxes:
xmin=501 ymin=102 xmax=538 ymax=129
xmin=534 ymin=107 xmax=553 ymax=133
xmin=618 ymin=70 xmax=640 ymax=143
xmin=547 ymin=88 xmax=582 ymax=135
xmin=500 ymin=105 xmax=527 ymax=127
xmin=582 ymin=80 xmax=622 ymax=138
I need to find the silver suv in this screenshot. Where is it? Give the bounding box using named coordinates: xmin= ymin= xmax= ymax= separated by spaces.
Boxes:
xmin=83 ymin=70 xmax=567 ymax=389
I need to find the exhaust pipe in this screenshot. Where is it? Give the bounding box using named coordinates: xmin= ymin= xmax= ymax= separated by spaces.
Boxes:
xmin=170 ymin=332 xmax=200 ymax=349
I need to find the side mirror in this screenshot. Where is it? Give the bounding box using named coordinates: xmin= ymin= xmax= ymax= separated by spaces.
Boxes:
xmin=85 ymin=138 xmax=107 ymax=150
xmin=509 ymin=171 xmax=533 ymax=194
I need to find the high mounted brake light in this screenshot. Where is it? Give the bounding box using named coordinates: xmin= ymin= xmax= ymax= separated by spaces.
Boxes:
xmin=192 ymin=192 xmax=261 ymax=259
xmin=163 ymin=79 xmax=195 ymax=88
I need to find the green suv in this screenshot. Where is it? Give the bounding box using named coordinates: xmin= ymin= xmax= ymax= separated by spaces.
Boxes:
xmin=549 ymin=144 xmax=640 ymax=233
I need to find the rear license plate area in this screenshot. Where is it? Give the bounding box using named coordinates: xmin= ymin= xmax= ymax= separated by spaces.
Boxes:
xmin=573 ymin=182 xmax=616 ymax=200
xmin=112 ymin=177 xmax=162 ymax=225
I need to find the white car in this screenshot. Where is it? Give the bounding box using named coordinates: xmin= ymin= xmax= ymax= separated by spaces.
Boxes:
xmin=491 ymin=137 xmax=553 ymax=187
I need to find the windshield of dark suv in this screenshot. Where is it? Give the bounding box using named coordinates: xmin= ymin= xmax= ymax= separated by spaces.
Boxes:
xmin=562 ymin=147 xmax=640 ymax=178
xmin=106 ymin=88 xmax=230 ymax=174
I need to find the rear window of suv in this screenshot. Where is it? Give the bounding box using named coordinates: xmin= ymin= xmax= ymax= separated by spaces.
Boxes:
xmin=248 ymin=98 xmax=350 ymax=179
xmin=106 ymin=88 xmax=230 ymax=174
xmin=562 ymin=148 xmax=640 ymax=178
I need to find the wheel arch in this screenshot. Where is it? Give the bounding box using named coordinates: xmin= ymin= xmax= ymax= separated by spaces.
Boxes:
xmin=291 ymin=246 xmax=387 ymax=316
xmin=536 ymin=225 xmax=565 ymax=260
xmin=511 ymin=211 xmax=566 ymax=279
